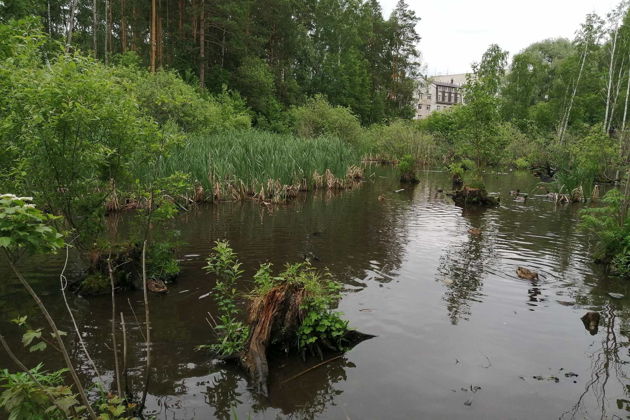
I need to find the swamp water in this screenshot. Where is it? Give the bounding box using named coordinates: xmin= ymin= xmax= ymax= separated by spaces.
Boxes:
xmin=0 ymin=169 xmax=629 ymax=419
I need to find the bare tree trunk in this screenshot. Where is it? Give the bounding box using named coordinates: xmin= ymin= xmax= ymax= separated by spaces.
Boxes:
xmin=104 ymin=0 xmax=110 ymax=65
xmin=66 ymin=0 xmax=78 ymax=51
xmin=607 ymin=56 xmax=625 ymax=133
xmin=151 ymin=0 xmax=157 ymax=72
xmin=48 ymin=0 xmax=52 ymax=36
xmin=199 ymin=0 xmax=205 ymax=88
xmin=3 ymin=250 xmax=97 ymax=419
xmin=93 ymin=0 xmax=97 ymax=58
xmin=121 ymin=0 xmax=127 ymax=52
xmin=604 ymin=27 xmax=619 ymax=132
xmin=179 ymin=0 xmax=184 ymax=39
xmin=107 ymin=0 xmax=113 ymax=63
xmin=559 ymin=44 xmax=588 ymax=144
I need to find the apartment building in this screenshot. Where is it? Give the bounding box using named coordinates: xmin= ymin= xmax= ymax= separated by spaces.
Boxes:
xmin=415 ymin=73 xmax=468 ymax=119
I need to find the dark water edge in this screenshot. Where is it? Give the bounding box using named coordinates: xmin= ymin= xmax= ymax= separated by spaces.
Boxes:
xmin=0 ymin=168 xmax=629 ymax=420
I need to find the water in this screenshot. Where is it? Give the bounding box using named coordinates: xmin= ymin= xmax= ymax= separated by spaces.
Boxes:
xmin=1 ymin=169 xmax=629 ymax=420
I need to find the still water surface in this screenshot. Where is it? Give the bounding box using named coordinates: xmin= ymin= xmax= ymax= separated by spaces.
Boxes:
xmin=1 ymin=169 xmax=629 ymax=419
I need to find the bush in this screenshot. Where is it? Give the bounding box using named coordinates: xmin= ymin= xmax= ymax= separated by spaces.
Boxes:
xmin=581 ymin=189 xmax=630 ymax=278
xmin=0 ymin=365 xmax=70 ymax=420
xmin=290 ymin=95 xmax=362 ymax=143
xmin=363 ymin=120 xmax=438 ymax=165
xmin=125 ymin=69 xmax=251 ymax=133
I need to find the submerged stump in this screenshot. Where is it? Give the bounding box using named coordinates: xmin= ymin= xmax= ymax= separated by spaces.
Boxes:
xmin=449 ymin=186 xmax=499 ymax=207
xmin=239 ymin=283 xmax=374 ymax=395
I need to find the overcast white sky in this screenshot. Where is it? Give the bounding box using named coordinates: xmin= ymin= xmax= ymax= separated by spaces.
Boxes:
xmin=379 ymin=0 xmax=620 ymax=75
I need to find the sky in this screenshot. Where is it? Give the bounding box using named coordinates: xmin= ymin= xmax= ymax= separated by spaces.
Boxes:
xmin=379 ymin=0 xmax=621 ymax=75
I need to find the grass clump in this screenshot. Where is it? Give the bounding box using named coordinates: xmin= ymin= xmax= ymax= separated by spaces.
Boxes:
xmin=148 ymin=130 xmax=363 ymax=202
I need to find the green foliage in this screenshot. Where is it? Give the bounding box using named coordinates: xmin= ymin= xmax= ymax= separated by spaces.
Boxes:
xmin=251 ymin=261 xmax=349 ymax=352
xmin=0 ymin=365 xmax=72 ymax=420
xmin=0 ymin=50 xmax=161 ymax=243
xmin=581 ymin=188 xmax=630 ymax=278
xmin=362 ymin=120 xmax=437 ymax=165
xmin=125 ymin=69 xmax=251 ymax=133
xmin=553 ymin=125 xmax=619 ymax=195
xmin=290 ymin=95 xmax=362 ymax=143
xmin=0 ymin=195 xmax=64 ymax=261
xmin=202 ymin=240 xmax=249 ymax=357
xmin=149 ymin=130 xmax=361 ymax=192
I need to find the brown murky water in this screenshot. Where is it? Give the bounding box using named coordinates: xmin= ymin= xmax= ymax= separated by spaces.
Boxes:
xmin=1 ymin=169 xmax=629 ymax=419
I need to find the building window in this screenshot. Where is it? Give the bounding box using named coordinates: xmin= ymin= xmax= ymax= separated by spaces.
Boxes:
xmin=418 ymin=94 xmax=423 ymax=99
xmin=426 ymin=105 xmax=430 ymax=110
xmin=437 ymin=106 xmax=441 ymax=110
xmin=427 ymin=94 xmax=431 ymax=100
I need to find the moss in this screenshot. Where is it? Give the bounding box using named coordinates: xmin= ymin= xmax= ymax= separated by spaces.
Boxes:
xmin=79 ymin=273 xmax=110 ymax=296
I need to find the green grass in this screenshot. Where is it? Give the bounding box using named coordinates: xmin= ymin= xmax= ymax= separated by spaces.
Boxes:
xmin=150 ymin=130 xmax=362 ymax=194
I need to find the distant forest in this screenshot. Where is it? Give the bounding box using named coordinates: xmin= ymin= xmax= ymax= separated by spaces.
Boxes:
xmin=1 ymin=0 xmax=423 ymax=125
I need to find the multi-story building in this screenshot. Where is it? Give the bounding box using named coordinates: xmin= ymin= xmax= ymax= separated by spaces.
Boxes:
xmin=415 ymin=73 xmax=468 ymax=119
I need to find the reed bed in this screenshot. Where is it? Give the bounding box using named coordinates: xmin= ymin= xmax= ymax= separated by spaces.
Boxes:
xmin=137 ymin=130 xmax=364 ymax=203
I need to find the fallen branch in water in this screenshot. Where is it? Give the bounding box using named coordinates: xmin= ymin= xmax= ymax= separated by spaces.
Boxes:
xmin=280 ymin=355 xmax=344 ymax=385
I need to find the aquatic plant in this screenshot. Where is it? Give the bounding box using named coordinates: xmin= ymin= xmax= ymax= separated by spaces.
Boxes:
xmin=201 ymin=241 xmax=250 ymax=357
xmin=142 ymin=130 xmax=363 ymax=202
xmin=200 ymin=241 xmax=369 ymax=395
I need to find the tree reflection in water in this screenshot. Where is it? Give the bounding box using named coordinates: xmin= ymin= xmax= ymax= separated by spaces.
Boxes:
xmin=436 ymin=207 xmax=497 ymax=324
xmin=561 ymin=303 xmax=630 ymax=420
xmin=203 ymin=355 xmax=354 ymax=419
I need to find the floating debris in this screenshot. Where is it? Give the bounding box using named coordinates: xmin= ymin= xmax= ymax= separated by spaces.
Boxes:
xmin=198 ymin=291 xmax=212 ymax=300
xmin=184 ymin=254 xmax=201 ymax=258
xmin=394 ymin=189 xmax=405 ymax=193
xmin=608 ymin=292 xmax=624 ymax=299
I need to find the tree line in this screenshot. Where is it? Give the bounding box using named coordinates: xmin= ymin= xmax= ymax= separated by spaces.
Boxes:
xmin=1 ymin=0 xmax=422 ymax=126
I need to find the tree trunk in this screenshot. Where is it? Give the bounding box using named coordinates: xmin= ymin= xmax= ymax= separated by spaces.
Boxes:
xmin=66 ymin=0 xmax=77 ymax=51
xmin=604 ymin=27 xmax=619 ymax=132
xmin=93 ymin=0 xmax=97 ymax=58
xmin=105 ymin=0 xmax=110 ymax=65
xmin=120 ymin=0 xmax=127 ymax=53
xmin=199 ymin=0 xmax=205 ymax=88
xmin=151 ymin=0 xmax=157 ymax=72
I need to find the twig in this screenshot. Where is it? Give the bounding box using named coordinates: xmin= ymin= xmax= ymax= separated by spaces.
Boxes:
xmin=280 ymin=355 xmax=343 ymax=385
xmin=481 ymin=354 xmax=492 ymax=369
xmin=108 ymin=257 xmax=122 ymax=398
xmin=59 ymin=245 xmax=101 ymax=379
xmin=140 ymin=240 xmax=151 ymax=410
xmin=127 ymin=298 xmax=146 ymax=341
xmin=120 ymin=312 xmax=129 ymax=397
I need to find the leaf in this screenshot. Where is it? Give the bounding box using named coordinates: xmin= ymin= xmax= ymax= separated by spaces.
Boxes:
xmin=21 ymin=329 xmax=41 ymax=346
xmin=0 ymin=237 xmax=11 ymax=247
xmin=29 ymin=341 xmax=47 ymax=352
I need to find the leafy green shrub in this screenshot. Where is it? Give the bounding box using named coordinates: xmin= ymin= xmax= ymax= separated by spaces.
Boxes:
xmin=581 ymin=189 xmax=630 ymax=278
xmin=362 ymin=120 xmax=437 ymax=165
xmin=397 ymin=154 xmax=418 ymax=183
xmin=0 ymin=365 xmax=71 ymax=420
xmin=126 ymin=69 xmax=251 ymax=133
xmin=290 ymin=95 xmax=362 ymax=143
xmin=514 ymin=157 xmax=530 ymax=170
xmin=202 ymin=240 xmax=250 ymax=357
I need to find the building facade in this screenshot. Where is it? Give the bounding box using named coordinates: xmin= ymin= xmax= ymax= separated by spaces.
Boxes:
xmin=415 ymin=73 xmax=468 ymax=119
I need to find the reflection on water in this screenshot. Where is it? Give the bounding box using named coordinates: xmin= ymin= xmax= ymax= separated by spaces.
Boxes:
xmin=0 ymin=169 xmax=629 ymax=420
